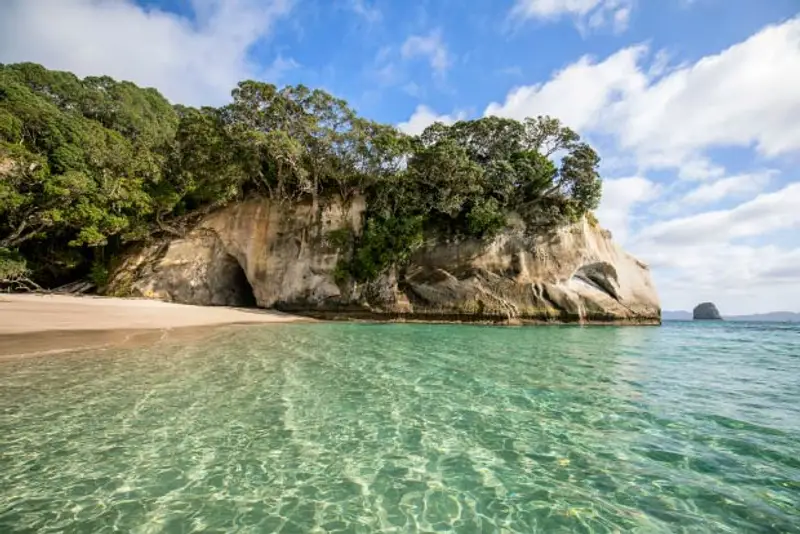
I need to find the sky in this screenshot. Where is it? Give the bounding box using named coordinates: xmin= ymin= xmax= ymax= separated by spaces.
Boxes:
xmin=1 ymin=0 xmax=799 ymax=314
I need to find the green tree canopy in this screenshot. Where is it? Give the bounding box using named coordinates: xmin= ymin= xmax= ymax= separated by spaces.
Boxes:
xmin=0 ymin=63 xmax=602 ymax=288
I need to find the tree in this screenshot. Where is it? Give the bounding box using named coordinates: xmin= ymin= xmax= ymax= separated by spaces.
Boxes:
xmin=558 ymin=142 xmax=602 ymax=213
xmin=340 ymin=119 xmax=411 ymax=206
xmin=522 ymin=115 xmax=579 ymax=156
xmin=448 ymin=117 xmax=524 ymax=164
xmin=406 ymin=137 xmax=483 ymax=218
xmin=0 ymin=64 xmax=170 ymax=282
xmin=0 ymin=63 xmax=606 ymax=288
xmin=294 ymin=88 xmax=355 ymax=208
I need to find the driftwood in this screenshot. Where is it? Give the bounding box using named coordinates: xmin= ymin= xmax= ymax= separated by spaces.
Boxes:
xmin=0 ymin=274 xmax=45 ymax=293
xmin=51 ymin=280 xmax=96 ymax=294
xmin=1 ymin=276 xmax=95 ymax=295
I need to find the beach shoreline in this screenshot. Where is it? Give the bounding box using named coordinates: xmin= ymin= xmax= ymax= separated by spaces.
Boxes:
xmin=0 ymin=293 xmax=310 ymax=357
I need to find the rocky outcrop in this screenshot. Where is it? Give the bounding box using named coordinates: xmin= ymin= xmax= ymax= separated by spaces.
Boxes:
xmin=693 ymin=302 xmax=722 ymax=320
xmin=108 ymin=197 xmax=661 ymax=324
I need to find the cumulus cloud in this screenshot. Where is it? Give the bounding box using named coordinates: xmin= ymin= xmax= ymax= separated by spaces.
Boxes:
xmin=401 ymin=30 xmax=451 ymax=75
xmin=611 ymin=18 xmax=800 ymax=166
xmin=0 ymin=0 xmax=293 ymax=106
xmin=681 ymin=171 xmax=776 ymax=205
xmin=511 ymin=0 xmax=634 ymax=32
xmin=484 ymin=46 xmax=646 ymax=132
xmin=635 ymin=183 xmax=800 ymax=247
xmin=397 ymin=105 xmax=467 ymax=136
xmin=485 ymin=17 xmax=800 ymax=172
xmin=595 ymin=176 xmax=660 ymax=243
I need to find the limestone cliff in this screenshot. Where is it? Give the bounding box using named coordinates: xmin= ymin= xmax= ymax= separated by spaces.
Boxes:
xmin=108 ymin=197 xmax=661 ymax=324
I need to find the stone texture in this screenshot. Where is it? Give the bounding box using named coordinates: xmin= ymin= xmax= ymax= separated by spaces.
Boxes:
xmin=108 ymin=197 xmax=661 ymax=324
xmin=108 ymin=230 xmax=256 ymax=307
xmin=693 ymin=302 xmax=722 ymax=320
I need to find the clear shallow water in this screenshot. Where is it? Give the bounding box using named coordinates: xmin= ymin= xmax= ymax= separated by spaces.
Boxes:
xmin=1 ymin=322 xmax=799 ymax=533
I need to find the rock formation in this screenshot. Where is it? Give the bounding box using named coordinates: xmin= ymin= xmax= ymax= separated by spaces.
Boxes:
xmin=108 ymin=197 xmax=661 ymax=324
xmin=693 ymin=302 xmax=722 ymax=320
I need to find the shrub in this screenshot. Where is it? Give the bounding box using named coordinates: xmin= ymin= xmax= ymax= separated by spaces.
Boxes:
xmin=348 ymin=214 xmax=425 ymax=282
xmin=466 ymin=197 xmax=506 ymax=237
xmin=0 ymin=247 xmax=28 ymax=280
xmin=90 ymin=260 xmax=109 ymax=288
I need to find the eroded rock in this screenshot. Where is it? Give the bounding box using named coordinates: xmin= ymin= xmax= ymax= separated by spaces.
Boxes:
xmin=693 ymin=302 xmax=722 ymax=320
xmin=108 ymin=197 xmax=661 ymax=324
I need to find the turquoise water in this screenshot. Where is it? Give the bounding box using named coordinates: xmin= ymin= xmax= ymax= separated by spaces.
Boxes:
xmin=1 ymin=322 xmax=799 ymax=533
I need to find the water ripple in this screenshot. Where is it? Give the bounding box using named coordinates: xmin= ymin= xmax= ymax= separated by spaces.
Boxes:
xmin=1 ymin=322 xmax=799 ymax=532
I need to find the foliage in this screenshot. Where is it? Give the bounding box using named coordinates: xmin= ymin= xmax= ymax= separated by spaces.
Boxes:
xmin=325 ymin=228 xmax=352 ymax=250
xmin=0 ymin=247 xmax=28 ymax=280
xmin=0 ymin=63 xmax=603 ymax=288
xmin=0 ymin=247 xmax=41 ymax=292
xmin=347 ymin=215 xmax=426 ymax=282
xmin=466 ymin=197 xmax=506 ymax=236
xmin=90 ymin=260 xmax=110 ymax=289
xmin=0 ymin=63 xmax=177 ymax=285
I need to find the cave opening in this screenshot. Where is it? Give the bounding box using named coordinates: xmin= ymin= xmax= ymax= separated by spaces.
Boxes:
xmin=219 ymin=254 xmax=258 ymax=308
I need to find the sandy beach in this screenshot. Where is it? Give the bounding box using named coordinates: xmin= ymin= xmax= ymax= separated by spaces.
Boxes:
xmin=0 ymin=293 xmax=308 ymax=357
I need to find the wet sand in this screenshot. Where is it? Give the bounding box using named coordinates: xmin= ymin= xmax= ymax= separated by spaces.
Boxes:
xmin=0 ymin=294 xmax=309 ymax=357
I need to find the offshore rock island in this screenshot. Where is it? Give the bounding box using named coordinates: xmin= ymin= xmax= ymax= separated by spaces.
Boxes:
xmin=693 ymin=302 xmax=723 ymax=321
xmin=1 ymin=63 xmax=660 ymax=324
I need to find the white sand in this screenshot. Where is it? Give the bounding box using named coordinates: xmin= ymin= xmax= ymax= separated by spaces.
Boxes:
xmin=0 ymin=293 xmax=307 ymax=335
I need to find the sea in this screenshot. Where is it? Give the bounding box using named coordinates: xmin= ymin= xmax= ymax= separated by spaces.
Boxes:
xmin=1 ymin=321 xmax=798 ymax=533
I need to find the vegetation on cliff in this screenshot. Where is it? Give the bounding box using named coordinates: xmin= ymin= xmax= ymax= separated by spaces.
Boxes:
xmin=0 ymin=63 xmax=602 ymax=288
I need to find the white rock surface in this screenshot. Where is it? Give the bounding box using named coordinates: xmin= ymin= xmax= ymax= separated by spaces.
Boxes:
xmin=109 ymin=198 xmax=661 ymax=324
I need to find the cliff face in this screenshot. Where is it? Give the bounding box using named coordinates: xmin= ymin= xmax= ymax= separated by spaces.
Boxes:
xmin=108 ymin=197 xmax=661 ymax=324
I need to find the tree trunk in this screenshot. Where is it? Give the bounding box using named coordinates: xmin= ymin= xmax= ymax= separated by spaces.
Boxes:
xmin=1 ymin=221 xmax=47 ymax=249
xmin=0 ymin=220 xmax=28 ymax=248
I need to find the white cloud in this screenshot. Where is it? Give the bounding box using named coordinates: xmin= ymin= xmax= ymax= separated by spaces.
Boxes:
xmin=677 ymin=158 xmax=726 ymax=181
xmin=401 ymin=82 xmax=423 ymax=98
xmin=584 ymin=0 xmax=632 ymax=33
xmin=347 ymin=0 xmax=381 ymax=23
xmin=648 ymin=243 xmax=800 ymax=315
xmin=401 ymin=30 xmax=451 ymax=75
xmin=621 ymin=182 xmax=800 ymax=314
xmin=511 ymin=0 xmax=634 ymax=32
xmin=262 ymin=55 xmax=301 ymax=84
xmin=635 ymin=183 xmax=800 ymax=247
xmin=682 ymin=171 xmax=776 ymax=205
xmin=485 ymin=17 xmax=800 ymax=172
xmin=595 ymin=176 xmax=660 ymax=243
xmin=397 ymin=105 xmax=467 ymax=136
xmin=612 ymin=4 xmax=631 ymax=29
xmin=484 ymin=46 xmax=647 ymax=132
xmin=610 ymin=17 xmax=800 ymax=166
xmin=0 ymin=0 xmax=293 ymax=106
xmin=513 ymin=0 xmax=602 ymax=17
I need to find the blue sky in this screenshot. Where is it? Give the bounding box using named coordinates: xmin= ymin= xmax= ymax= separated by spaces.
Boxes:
xmin=1 ymin=0 xmax=799 ymax=314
